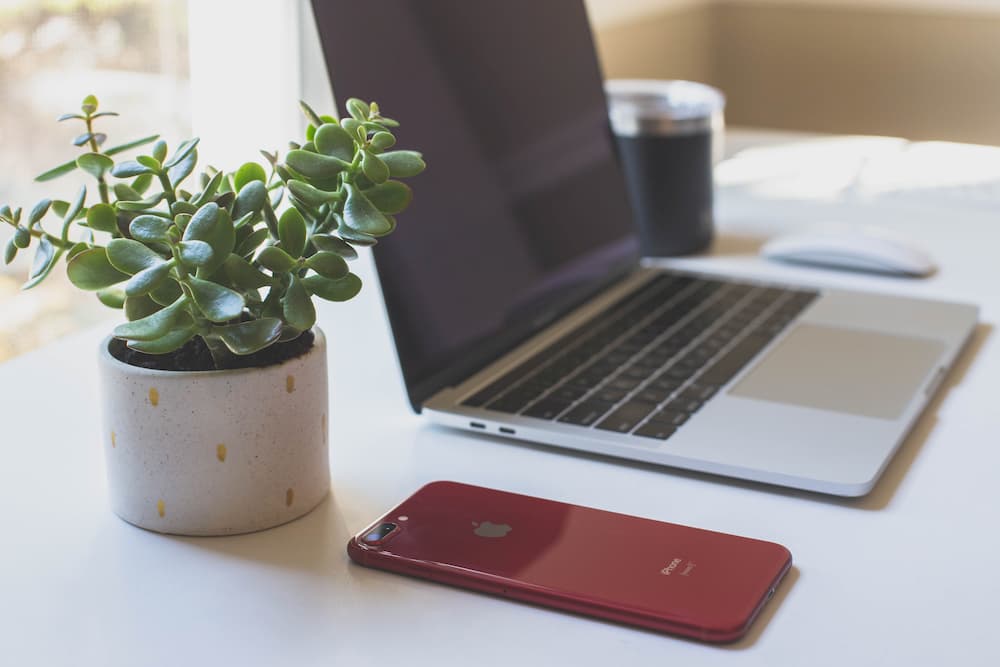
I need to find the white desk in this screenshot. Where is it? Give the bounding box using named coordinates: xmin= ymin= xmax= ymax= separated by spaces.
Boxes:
xmin=2 ymin=133 xmax=998 ymax=666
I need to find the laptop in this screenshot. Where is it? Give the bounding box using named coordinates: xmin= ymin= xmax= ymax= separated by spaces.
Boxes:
xmin=310 ymin=0 xmax=978 ymax=496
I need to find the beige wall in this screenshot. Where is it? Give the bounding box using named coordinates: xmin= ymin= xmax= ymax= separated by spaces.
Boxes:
xmin=593 ymin=2 xmax=1000 ymax=145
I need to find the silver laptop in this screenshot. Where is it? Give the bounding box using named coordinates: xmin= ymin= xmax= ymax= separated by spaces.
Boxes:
xmin=312 ymin=0 xmax=978 ymax=496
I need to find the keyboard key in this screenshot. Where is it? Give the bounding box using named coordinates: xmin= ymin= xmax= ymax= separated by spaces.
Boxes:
xmin=522 ymin=398 xmax=572 ymax=421
xmin=550 ymin=385 xmax=589 ymax=402
xmin=558 ymin=401 xmax=614 ymax=426
xmin=485 ymin=394 xmax=530 ymax=414
xmin=596 ymin=401 xmax=657 ymax=433
xmin=649 ymin=409 xmax=689 ymax=426
xmin=666 ymin=398 xmax=703 ymax=413
xmin=637 ymin=386 xmax=674 ymax=404
xmin=608 ymin=377 xmax=642 ymax=391
xmin=633 ymin=423 xmax=677 ymax=440
xmin=593 ymin=387 xmax=628 ymax=403
xmin=686 ymin=383 xmax=719 ymax=401
xmin=698 ymin=334 xmax=771 ymax=385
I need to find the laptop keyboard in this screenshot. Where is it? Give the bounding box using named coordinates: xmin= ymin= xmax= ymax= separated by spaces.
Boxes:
xmin=461 ymin=273 xmax=818 ymax=441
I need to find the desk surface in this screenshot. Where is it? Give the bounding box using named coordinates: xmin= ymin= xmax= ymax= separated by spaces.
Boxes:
xmin=2 ymin=133 xmax=998 ymax=666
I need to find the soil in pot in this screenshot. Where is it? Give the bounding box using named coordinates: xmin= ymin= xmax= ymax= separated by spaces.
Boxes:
xmin=108 ymin=329 xmax=315 ymax=371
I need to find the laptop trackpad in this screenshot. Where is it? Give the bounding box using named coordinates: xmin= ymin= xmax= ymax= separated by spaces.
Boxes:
xmin=730 ymin=324 xmax=944 ymax=420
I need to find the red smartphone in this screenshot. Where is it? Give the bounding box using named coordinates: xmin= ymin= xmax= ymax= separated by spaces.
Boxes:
xmin=347 ymin=481 xmax=792 ymax=642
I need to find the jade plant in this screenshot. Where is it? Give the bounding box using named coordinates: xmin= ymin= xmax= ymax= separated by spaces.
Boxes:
xmin=0 ymin=95 xmax=425 ymax=368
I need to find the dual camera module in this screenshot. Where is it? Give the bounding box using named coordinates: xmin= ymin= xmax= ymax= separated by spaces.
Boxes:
xmin=363 ymin=522 xmax=399 ymax=544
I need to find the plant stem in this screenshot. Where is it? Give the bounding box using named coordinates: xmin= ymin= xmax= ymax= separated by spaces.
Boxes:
xmin=1 ymin=218 xmax=74 ymax=250
xmin=85 ymin=115 xmax=110 ymax=204
xmin=158 ymin=172 xmax=177 ymax=209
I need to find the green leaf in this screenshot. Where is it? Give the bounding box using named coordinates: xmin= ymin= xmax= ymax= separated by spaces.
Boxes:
xmin=127 ymin=323 xmax=197 ymax=354
xmin=76 ymin=153 xmax=115 ymax=180
xmin=129 ymin=214 xmax=172 ymax=242
xmin=234 ymin=162 xmax=267 ymax=191
xmin=369 ymin=131 xmax=396 ymax=152
xmin=285 ymin=149 xmax=350 ymax=180
xmin=23 ymin=237 xmax=61 ymax=289
xmin=57 ymin=113 xmax=86 ymax=122
xmin=87 ymin=203 xmax=119 ymax=233
xmin=343 ymin=183 xmax=392 ymax=236
xmin=364 ymin=180 xmax=413 ymax=215
xmin=163 ymin=138 xmax=200 ymax=169
xmin=111 ymin=161 xmax=154 ymax=178
xmin=306 ymin=251 xmax=349 ymax=279
xmin=132 ymin=172 xmax=154 ymax=195
xmin=311 ymin=234 xmax=358 ymax=259
xmin=278 ymin=208 xmax=307 ymax=258
xmin=299 ymin=100 xmax=324 ymax=127
xmin=346 ymin=98 xmax=369 ymax=121
xmin=361 ymin=150 xmax=389 ymax=184
xmin=232 ymin=180 xmax=267 ymax=220
xmin=149 ymin=278 xmax=182 ymax=306
xmin=81 ymin=94 xmax=98 ymax=114
xmin=28 ymin=199 xmax=52 ymax=225
xmin=124 ymin=294 xmax=161 ymax=320
xmin=61 ymin=185 xmax=87 ymax=238
xmin=184 ymin=204 xmax=234 ymax=276
xmin=177 ymin=240 xmax=213 ymax=268
xmin=13 ymin=226 xmax=30 ymax=248
xmin=337 ymin=226 xmax=378 ymax=246
xmin=104 ymin=134 xmax=159 ymax=156
xmin=124 ymin=260 xmax=172 ymax=296
xmin=235 ymin=228 xmax=268 ymax=259
xmin=35 ymin=159 xmax=78 ymax=182
xmin=287 ymin=179 xmax=339 ymax=207
xmin=341 ymin=118 xmax=364 ymax=141
xmin=96 ymin=288 xmax=126 ymax=309
xmin=90 ymin=111 xmax=119 ymax=119
xmin=223 ymin=253 xmax=270 ymax=290
xmin=256 ymin=245 xmax=297 ymax=272
xmin=66 ymin=241 xmax=88 ymax=260
xmin=115 ymin=192 xmax=165 ymax=212
xmin=66 ymin=247 xmax=129 ymax=290
xmin=314 ymin=123 xmax=355 ymax=161
xmin=167 ymin=148 xmax=197 ymax=187
xmin=303 ymin=273 xmax=362 ymax=302
xmin=152 ymin=140 xmax=168 ymax=162
xmin=192 ymin=170 xmax=224 ymax=207
xmin=113 ymin=183 xmax=142 ymax=201
xmin=183 ymin=202 xmax=219 ymax=241
xmin=4 ymin=238 xmax=17 ymax=265
xmin=115 ymin=295 xmax=188 ymax=340
xmin=187 ymin=275 xmax=245 ymax=322
xmin=107 ymin=238 xmax=165 ymax=275
xmin=213 ymin=318 xmax=283 ymax=355
xmin=282 ymin=275 xmax=316 ymax=330
xmin=136 ymin=155 xmax=162 ymax=171
xmin=380 ymin=150 xmax=426 ymax=177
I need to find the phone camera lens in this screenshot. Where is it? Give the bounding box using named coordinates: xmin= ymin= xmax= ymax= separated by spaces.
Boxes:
xmin=363 ymin=522 xmax=398 ymax=544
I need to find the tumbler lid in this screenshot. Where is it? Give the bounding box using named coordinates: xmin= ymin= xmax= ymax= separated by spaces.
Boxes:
xmin=605 ymin=79 xmax=725 ymax=137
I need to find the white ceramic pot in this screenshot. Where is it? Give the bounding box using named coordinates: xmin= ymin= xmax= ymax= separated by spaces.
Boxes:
xmin=97 ymin=328 xmax=330 ymax=536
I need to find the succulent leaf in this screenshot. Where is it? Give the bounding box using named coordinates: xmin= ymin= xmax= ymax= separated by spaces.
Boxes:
xmin=278 ymin=208 xmax=307 ymax=258
xmin=107 ymin=238 xmax=164 ymax=275
xmin=127 ymin=322 xmax=197 ymax=354
xmin=124 ymin=260 xmax=172 ymax=296
xmin=129 ymin=215 xmax=172 ymax=242
xmin=77 ymin=153 xmax=114 ymax=180
xmin=303 ymin=273 xmax=362 ymax=302
xmin=313 ymin=123 xmax=355 ymax=161
xmin=214 ymin=318 xmax=283 ymax=355
xmin=343 ymin=184 xmax=392 ymax=236
xmin=187 ymin=275 xmax=245 ymax=322
xmin=379 ymin=150 xmax=426 ymax=177
xmin=311 ymin=234 xmax=358 ymax=259
xmin=66 ymin=247 xmax=129 ymax=290
xmin=86 ymin=203 xmax=119 ymax=233
xmin=363 ymin=180 xmax=413 ymax=215
xmin=305 ymin=251 xmax=349 ymax=279
xmin=285 ymin=149 xmax=350 ymax=180
xmin=234 ymin=162 xmax=267 ymax=191
xmin=256 ymin=246 xmax=297 ymax=273
xmin=282 ymin=275 xmax=316 ymax=330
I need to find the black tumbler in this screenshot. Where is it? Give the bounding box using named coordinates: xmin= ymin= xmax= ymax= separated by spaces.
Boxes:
xmin=606 ymin=80 xmax=725 ymax=257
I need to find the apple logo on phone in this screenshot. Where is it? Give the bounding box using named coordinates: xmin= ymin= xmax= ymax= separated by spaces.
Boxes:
xmin=472 ymin=521 xmax=512 ymax=538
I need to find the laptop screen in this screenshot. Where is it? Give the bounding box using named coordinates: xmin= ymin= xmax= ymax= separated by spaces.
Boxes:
xmin=311 ymin=0 xmax=638 ymax=410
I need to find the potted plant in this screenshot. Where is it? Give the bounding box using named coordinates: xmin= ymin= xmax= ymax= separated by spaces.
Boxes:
xmin=1 ymin=95 xmax=425 ymax=535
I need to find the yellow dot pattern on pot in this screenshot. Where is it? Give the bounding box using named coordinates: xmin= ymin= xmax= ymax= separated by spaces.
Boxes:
xmin=148 ymin=387 xmax=159 ymax=406
xmin=157 ymin=499 xmax=165 ymax=517
xmin=286 ymin=488 xmax=295 ymax=506
xmin=216 ymin=444 xmax=227 ymax=462
xmin=111 ymin=431 xmax=116 ymax=448
xmin=286 ymin=375 xmax=295 ymax=393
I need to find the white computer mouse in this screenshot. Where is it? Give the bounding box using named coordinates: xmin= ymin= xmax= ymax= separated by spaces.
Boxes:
xmin=760 ymin=226 xmax=937 ymax=277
